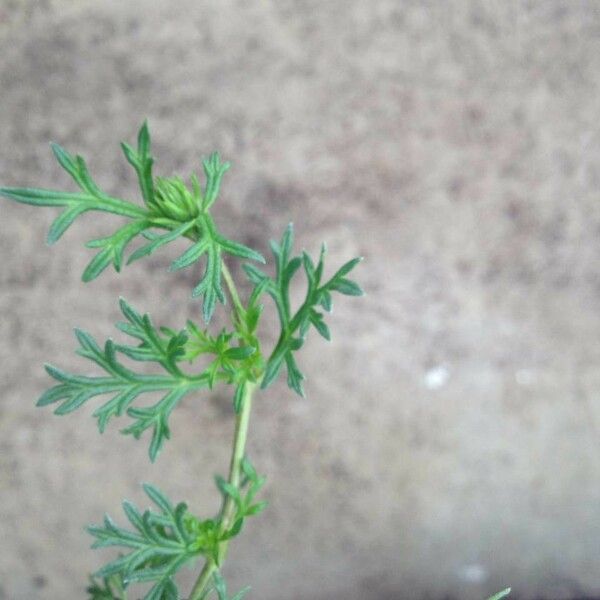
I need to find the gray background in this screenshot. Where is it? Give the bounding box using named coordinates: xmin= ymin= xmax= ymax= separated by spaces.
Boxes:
xmin=1 ymin=1 xmax=599 ymax=599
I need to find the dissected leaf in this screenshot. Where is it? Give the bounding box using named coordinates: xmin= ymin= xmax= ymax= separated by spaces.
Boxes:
xmin=170 ymin=212 xmax=264 ymax=323
xmin=36 ymin=299 xmax=210 ymax=461
xmin=0 ymin=122 xmax=264 ymax=322
xmin=184 ymin=322 xmax=262 ymax=404
xmin=120 ymin=120 xmax=155 ymax=208
xmin=202 ymin=152 xmax=230 ymax=211
xmin=88 ymin=485 xmax=200 ymax=600
xmin=244 ymin=223 xmax=363 ymax=396
xmin=215 ymin=455 xmax=267 ymax=542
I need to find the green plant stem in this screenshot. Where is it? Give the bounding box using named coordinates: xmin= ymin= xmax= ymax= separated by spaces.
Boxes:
xmin=188 ymin=259 xmax=255 ymax=599
xmin=188 ymin=380 xmax=256 ymax=600
xmin=221 ymin=260 xmax=245 ymax=320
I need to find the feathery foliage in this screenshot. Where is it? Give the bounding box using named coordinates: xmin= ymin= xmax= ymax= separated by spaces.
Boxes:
xmin=37 ymin=298 xmax=210 ymax=462
xmin=87 ymin=464 xmax=265 ymax=600
xmin=1 ymin=121 xmax=362 ymax=599
xmin=0 ymin=122 xmax=264 ymax=323
xmin=244 ymin=223 xmax=363 ymax=396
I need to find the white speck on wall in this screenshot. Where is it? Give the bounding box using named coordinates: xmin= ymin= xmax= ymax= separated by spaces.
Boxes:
xmin=515 ymin=369 xmax=537 ymax=386
xmin=424 ymin=365 xmax=450 ymax=390
xmin=458 ymin=563 xmax=488 ymax=584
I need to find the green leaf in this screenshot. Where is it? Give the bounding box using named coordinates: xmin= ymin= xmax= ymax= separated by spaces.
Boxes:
xmin=0 ymin=132 xmax=160 ymax=283
xmin=242 ymin=263 xmax=269 ymax=286
xmin=328 ymin=277 xmax=364 ymax=296
xmin=170 ymin=213 xmax=264 ymax=323
xmin=88 ymin=485 xmax=201 ymax=600
xmin=170 ymin=237 xmax=210 ymax=270
xmin=244 ymin=501 xmax=268 ymax=516
xmin=87 ymin=574 xmax=127 ymax=600
xmin=202 ymin=152 xmax=230 ymax=211
xmin=213 ymin=456 xmax=266 ymax=549
xmin=47 ymin=204 xmax=89 ymax=244
xmin=309 ymin=310 xmax=331 ymax=341
xmin=1 ymin=123 xmax=267 ymax=320
xmin=183 ymin=325 xmax=259 ymax=393
xmin=83 ymin=221 xmax=150 ymax=280
xmin=122 ymin=387 xmax=189 ymax=462
xmin=37 ymin=299 xmax=210 ymax=461
xmin=246 ymin=224 xmax=362 ymax=396
xmin=170 ymin=231 xmax=225 ymax=324
xmin=47 ymin=143 xmax=147 ymax=222
xmin=1 ymin=149 xmax=145 ymax=245
xmin=0 ymin=187 xmax=89 ymax=207
xmin=115 ymin=298 xmax=188 ymax=374
xmin=224 ymin=346 xmax=255 ymax=360
xmin=260 ymin=351 xmax=285 ymax=390
xmin=127 ymin=220 xmax=195 ymax=265
xmin=215 ymin=476 xmax=243 ymax=508
xmin=323 ymin=256 xmax=364 ymax=300
xmin=216 ymin=235 xmax=265 ymax=264
xmin=121 ymin=120 xmax=155 ymax=208
xmin=285 ymin=352 xmax=305 ymax=397
xmin=240 ymin=456 xmax=258 ymax=481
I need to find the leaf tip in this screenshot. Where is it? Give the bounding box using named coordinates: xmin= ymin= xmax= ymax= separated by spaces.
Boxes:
xmin=43 ymin=363 xmax=57 ymax=377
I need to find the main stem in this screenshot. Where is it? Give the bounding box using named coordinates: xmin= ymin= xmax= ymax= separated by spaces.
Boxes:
xmin=188 ymin=259 xmax=256 ymax=600
xmin=188 ymin=381 xmax=256 ymax=599
xmin=221 ymin=261 xmax=245 ymax=319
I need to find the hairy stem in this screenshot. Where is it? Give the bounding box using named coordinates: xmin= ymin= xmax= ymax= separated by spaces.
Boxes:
xmin=188 ymin=380 xmax=256 ymax=599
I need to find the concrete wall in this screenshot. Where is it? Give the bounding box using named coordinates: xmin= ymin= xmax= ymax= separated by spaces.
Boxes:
xmin=0 ymin=1 xmax=599 ymax=598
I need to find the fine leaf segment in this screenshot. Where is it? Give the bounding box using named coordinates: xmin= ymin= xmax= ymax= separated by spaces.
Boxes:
xmin=0 ymin=123 xmax=363 ymax=599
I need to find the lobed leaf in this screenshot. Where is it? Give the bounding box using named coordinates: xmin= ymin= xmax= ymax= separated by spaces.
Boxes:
xmin=202 ymin=152 xmax=230 ymax=211
xmin=37 ymin=299 xmax=211 ymax=461
xmin=215 ymin=455 xmax=267 ymax=542
xmin=88 ymin=485 xmax=202 ymax=600
xmin=0 ymin=122 xmax=264 ymax=320
xmin=170 ymin=213 xmax=264 ymax=323
xmin=120 ymin=120 xmax=155 ymax=208
xmin=127 ymin=220 xmax=195 ymax=265
xmin=243 ymin=223 xmax=363 ymax=396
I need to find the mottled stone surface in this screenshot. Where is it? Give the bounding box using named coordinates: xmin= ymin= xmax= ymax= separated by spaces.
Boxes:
xmin=1 ymin=1 xmax=599 ymax=599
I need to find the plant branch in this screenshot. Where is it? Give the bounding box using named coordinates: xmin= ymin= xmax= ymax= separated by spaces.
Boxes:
xmin=221 ymin=260 xmax=245 ymax=321
xmin=188 ymin=380 xmax=256 ymax=600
